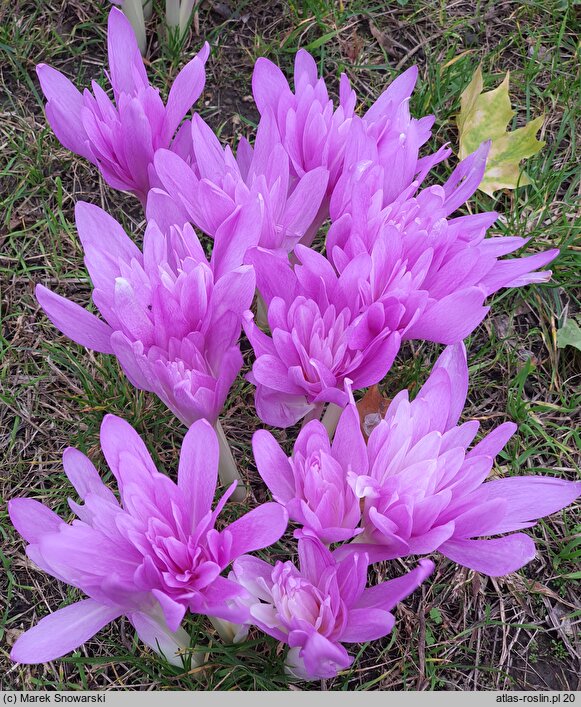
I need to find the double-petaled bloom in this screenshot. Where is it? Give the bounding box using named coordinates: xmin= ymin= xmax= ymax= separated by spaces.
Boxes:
xmin=328 ymin=128 xmax=559 ymax=345
xmin=231 ymin=536 xmax=434 ymax=680
xmin=8 ymin=416 xmax=288 ymax=665
xmin=36 ymin=202 xmax=255 ymax=428
xmin=251 ymin=50 xmax=449 ymax=246
xmin=37 ymin=8 xmax=209 ymax=203
xmin=252 ymin=403 xmax=363 ymax=544
xmin=338 ymin=344 xmax=581 ymax=575
xmin=243 ymin=245 xmax=403 ymax=427
xmin=148 ymin=111 xmax=329 ymax=256
xmin=243 ymin=130 xmax=557 ymax=428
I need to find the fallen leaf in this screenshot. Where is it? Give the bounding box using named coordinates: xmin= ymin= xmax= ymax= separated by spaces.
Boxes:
xmin=501 ymin=574 xmax=579 ymax=612
xmin=5 ymin=628 xmax=23 ymax=647
xmin=344 ymin=31 xmax=364 ymax=62
xmin=491 ymin=313 xmax=512 ymax=339
xmin=557 ymin=317 xmax=581 ymax=351
xmin=369 ymin=21 xmax=398 ymax=59
xmin=211 ymin=1 xmax=233 ymax=20
xmin=456 ymin=65 xmax=545 ymax=196
xmin=357 ymin=385 xmax=390 ymax=439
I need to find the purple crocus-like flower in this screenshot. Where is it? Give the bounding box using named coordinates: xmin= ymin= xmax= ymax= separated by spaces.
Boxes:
xmin=148 ymin=111 xmax=329 ymax=256
xmin=341 ymin=344 xmax=581 ymax=576
xmin=8 ymin=415 xmax=288 ymax=665
xmin=36 ymin=202 xmax=256 ymax=428
xmin=243 ymin=245 xmax=402 ymax=428
xmin=328 ymin=133 xmax=559 ymax=345
xmin=251 ymin=50 xmax=446 ymax=246
xmin=252 ymin=50 xmax=355 ymax=204
xmin=36 ymin=8 xmax=209 ymax=204
xmin=243 ymin=136 xmax=555 ymax=427
xmin=232 ymin=535 xmax=434 ymax=680
xmin=252 ymin=403 xmax=364 ymax=543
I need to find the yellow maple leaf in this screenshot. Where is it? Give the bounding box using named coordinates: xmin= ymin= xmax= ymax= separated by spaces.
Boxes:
xmin=456 ymin=65 xmax=545 ymax=197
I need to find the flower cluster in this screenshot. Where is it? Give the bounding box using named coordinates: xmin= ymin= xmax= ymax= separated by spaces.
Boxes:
xmin=255 ymin=344 xmax=580 ymax=578
xmin=9 ymin=417 xmax=287 ymax=665
xmin=10 ymin=7 xmax=578 ymax=682
xmin=38 ymin=10 xmax=209 ymax=204
xmin=37 ymin=203 xmax=256 ymax=429
xmin=231 ymin=536 xmax=434 ymax=679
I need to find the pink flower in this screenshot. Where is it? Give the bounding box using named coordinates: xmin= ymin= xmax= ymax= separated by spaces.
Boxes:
xmin=251 ymin=51 xmax=444 ymax=245
xmin=148 ymin=111 xmax=328 ymax=255
xmin=328 ymin=136 xmax=559 ymax=344
xmin=232 ymin=535 xmax=433 ymax=679
xmin=243 ymin=245 xmax=402 ymax=427
xmin=36 ymin=202 xmax=255 ymax=427
xmin=341 ymin=344 xmax=581 ymax=575
xmin=8 ymin=416 xmax=288 ymax=665
xmin=36 ymin=8 xmax=209 ymax=203
xmin=252 ymin=403 xmax=364 ymax=543
xmin=253 ymin=50 xmax=355 ymax=194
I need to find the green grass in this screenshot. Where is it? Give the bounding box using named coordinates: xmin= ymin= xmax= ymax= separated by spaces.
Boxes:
xmin=1 ymin=0 xmax=579 ymax=692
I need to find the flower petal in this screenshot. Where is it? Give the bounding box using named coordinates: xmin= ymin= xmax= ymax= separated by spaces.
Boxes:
xmin=223 ymin=503 xmax=288 ymax=562
xmin=341 ymin=608 xmax=395 ymax=643
xmin=36 ymin=64 xmax=91 ymax=159
xmin=405 ymin=287 xmax=489 ymax=344
xmin=107 ymin=7 xmax=148 ymax=99
xmin=178 ymin=419 xmax=219 ymax=528
xmin=75 ymin=202 xmax=142 ymax=291
xmin=99 ymin=414 xmax=158 ymax=496
xmin=62 ymin=447 xmax=117 ymax=503
xmin=252 ymin=430 xmax=295 ymax=503
xmin=252 ymin=57 xmax=289 ymax=115
xmin=470 ymin=477 xmax=581 ymax=535
xmin=292 ymin=630 xmax=352 ymax=680
xmin=355 ymin=559 xmax=434 ymax=611
xmin=420 ymin=343 xmax=467 ymax=429
xmin=440 ymin=534 xmax=536 ymax=576
xmin=35 ymin=284 xmax=114 ymax=354
xmin=163 ymin=43 xmax=210 ymax=139
xmin=8 ymin=498 xmax=64 ymax=544
xmin=232 ymin=554 xmax=275 ymax=602
xmin=10 ymin=599 xmax=121 ymax=664
xmin=297 ymin=535 xmax=334 ymax=585
xmin=332 ymin=403 xmax=368 ymax=476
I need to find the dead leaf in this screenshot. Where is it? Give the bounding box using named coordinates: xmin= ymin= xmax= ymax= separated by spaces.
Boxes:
xmin=456 ymin=65 xmax=545 ymax=196
xmin=369 ymin=21 xmax=398 ymax=59
xmin=357 ymin=385 xmax=390 ymax=439
xmin=5 ymin=628 xmax=23 ymax=646
xmin=502 ymin=574 xmax=579 ymax=612
xmin=344 ymin=31 xmax=364 ymax=62
xmin=211 ymin=1 xmax=233 ymax=19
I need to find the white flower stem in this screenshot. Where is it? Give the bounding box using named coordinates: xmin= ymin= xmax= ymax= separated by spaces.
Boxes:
xmin=321 ymin=402 xmax=342 ymax=438
xmin=350 ymin=533 xmax=366 ymax=544
xmin=123 ymin=0 xmax=147 ymax=55
xmin=215 ymin=419 xmax=246 ymax=502
xmin=143 ymin=0 xmax=153 ymax=20
xmin=166 ymin=0 xmax=180 ymax=27
xmin=179 ymin=0 xmax=197 ymax=35
xmin=209 ymin=616 xmax=238 ymax=643
xmin=255 ymin=290 xmax=268 ymax=329
xmin=183 ymin=647 xmax=205 ymax=671
xmin=301 ymin=403 xmax=323 ymax=428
